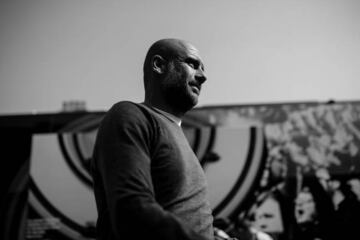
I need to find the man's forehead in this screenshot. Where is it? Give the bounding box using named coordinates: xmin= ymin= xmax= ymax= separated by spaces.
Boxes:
xmin=180 ymin=42 xmax=199 ymax=55
xmin=178 ymin=42 xmax=204 ymax=62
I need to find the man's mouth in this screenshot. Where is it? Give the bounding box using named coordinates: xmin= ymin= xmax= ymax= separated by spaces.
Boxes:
xmin=189 ymin=82 xmax=201 ymax=94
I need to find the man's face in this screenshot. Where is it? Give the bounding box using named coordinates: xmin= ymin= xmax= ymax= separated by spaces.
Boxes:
xmin=161 ymin=45 xmax=206 ymax=113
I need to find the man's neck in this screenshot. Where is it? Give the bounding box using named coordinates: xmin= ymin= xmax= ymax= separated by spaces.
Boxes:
xmin=143 ymin=99 xmax=185 ymax=119
xmin=142 ymin=101 xmax=182 ymax=126
xmin=152 ymin=106 xmax=182 ymax=126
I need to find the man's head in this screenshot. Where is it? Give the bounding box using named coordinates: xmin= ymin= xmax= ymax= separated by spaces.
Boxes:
xmin=143 ymin=38 xmax=207 ymax=117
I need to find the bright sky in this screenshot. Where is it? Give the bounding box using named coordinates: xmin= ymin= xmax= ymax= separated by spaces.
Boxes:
xmin=0 ymin=0 xmax=359 ymax=114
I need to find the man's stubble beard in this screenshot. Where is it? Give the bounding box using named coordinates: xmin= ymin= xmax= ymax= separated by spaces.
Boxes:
xmin=161 ymin=62 xmax=198 ymax=114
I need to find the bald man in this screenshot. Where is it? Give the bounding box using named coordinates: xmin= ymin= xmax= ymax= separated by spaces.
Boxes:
xmin=91 ymin=39 xmax=215 ymax=240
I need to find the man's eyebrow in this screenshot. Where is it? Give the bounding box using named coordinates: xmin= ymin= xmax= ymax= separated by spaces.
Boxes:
xmin=200 ymin=61 xmax=205 ymax=71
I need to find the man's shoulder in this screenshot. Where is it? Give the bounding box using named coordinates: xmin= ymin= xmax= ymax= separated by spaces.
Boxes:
xmin=109 ymin=100 xmax=140 ymax=110
xmin=108 ymin=100 xmax=152 ymax=115
xmin=105 ymin=101 xmax=153 ymax=123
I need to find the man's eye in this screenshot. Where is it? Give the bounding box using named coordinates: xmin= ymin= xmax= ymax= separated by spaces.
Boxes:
xmin=186 ymin=60 xmax=198 ymax=69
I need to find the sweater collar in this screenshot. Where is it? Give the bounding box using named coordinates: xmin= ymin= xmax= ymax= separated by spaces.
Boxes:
xmin=141 ymin=103 xmax=182 ymax=126
xmin=152 ymin=107 xmax=182 ymax=126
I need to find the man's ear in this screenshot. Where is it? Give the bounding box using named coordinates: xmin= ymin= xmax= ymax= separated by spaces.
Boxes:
xmin=152 ymin=55 xmax=166 ymax=74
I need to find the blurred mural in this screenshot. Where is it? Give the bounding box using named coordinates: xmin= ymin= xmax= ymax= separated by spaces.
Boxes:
xmin=1 ymin=101 xmax=360 ymax=240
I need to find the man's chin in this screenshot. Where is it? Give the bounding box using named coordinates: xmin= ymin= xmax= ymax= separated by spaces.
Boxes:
xmin=186 ymin=94 xmax=199 ymax=109
xmin=174 ymin=98 xmax=197 ymax=113
xmin=164 ymin=90 xmax=198 ymax=113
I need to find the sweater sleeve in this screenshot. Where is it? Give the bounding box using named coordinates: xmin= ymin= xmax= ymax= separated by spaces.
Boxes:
xmin=93 ymin=102 xmax=212 ymax=240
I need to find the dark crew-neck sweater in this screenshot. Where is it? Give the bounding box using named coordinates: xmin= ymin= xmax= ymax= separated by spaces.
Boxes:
xmin=91 ymin=101 xmax=214 ymax=240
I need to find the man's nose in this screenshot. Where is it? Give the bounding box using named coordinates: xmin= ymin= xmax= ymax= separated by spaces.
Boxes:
xmin=195 ymin=69 xmax=207 ymax=84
